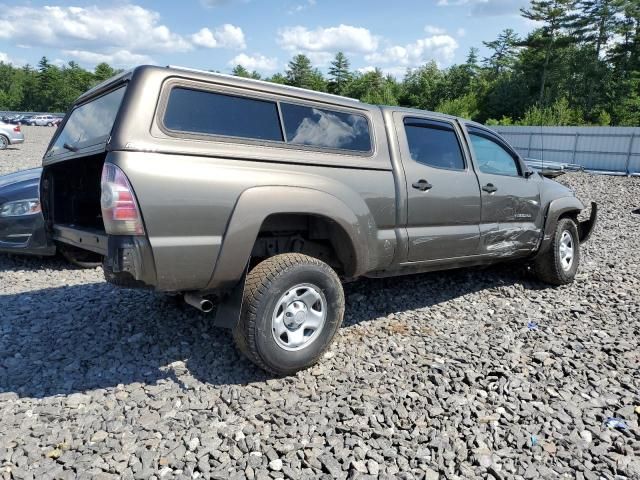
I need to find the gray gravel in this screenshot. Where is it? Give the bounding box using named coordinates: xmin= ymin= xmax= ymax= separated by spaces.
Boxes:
xmin=1 ymin=130 xmax=639 ymax=479
xmin=0 ymin=126 xmax=53 ymax=175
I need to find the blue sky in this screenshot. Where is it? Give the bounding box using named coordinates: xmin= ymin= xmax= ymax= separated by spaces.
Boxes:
xmin=0 ymin=0 xmax=534 ymax=76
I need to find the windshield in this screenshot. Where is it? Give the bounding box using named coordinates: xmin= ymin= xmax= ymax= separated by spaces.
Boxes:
xmin=48 ymin=85 xmax=126 ymax=156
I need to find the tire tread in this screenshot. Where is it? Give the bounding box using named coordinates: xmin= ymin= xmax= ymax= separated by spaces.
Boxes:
xmin=233 ymin=253 xmax=343 ymax=375
xmin=533 ymin=218 xmax=579 ymax=285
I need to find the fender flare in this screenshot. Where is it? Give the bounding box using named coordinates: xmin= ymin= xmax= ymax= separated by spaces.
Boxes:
xmin=206 ymin=186 xmax=374 ymax=290
xmin=537 ymin=196 xmax=585 ymax=255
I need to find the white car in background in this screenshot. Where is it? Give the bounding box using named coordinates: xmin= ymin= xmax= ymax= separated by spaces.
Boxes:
xmin=0 ymin=122 xmax=25 ymax=149
xmin=28 ymin=115 xmax=56 ymax=126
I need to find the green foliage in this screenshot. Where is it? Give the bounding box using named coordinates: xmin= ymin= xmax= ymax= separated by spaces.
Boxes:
xmin=328 ymin=52 xmax=352 ymax=95
xmin=231 ymin=65 xmax=261 ymax=80
xmin=345 ymin=69 xmax=399 ymax=105
xmin=483 ymin=29 xmax=521 ymax=73
xmin=436 ymin=94 xmax=479 ymax=119
xmin=0 ymin=59 xmax=121 ymax=112
xmin=485 ymin=116 xmax=516 ymax=126
xmin=519 ymin=98 xmax=584 ymax=125
xmin=1 ymin=2 xmax=639 ymax=126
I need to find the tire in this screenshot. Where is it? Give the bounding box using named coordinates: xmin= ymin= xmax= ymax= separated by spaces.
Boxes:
xmin=533 ymin=217 xmax=580 ymax=285
xmin=0 ymin=135 xmax=8 ymax=150
xmin=233 ymin=253 xmax=345 ymax=375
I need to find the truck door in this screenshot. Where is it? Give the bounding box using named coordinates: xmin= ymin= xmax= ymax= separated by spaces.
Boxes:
xmin=464 ymin=125 xmax=541 ymax=255
xmin=396 ymin=114 xmax=482 ymax=262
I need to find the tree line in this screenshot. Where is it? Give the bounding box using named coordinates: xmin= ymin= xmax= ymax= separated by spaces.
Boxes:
xmin=1 ymin=0 xmax=638 ymax=126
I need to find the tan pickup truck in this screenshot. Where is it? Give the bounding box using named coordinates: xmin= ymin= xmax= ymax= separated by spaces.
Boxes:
xmin=40 ymin=65 xmax=597 ymax=374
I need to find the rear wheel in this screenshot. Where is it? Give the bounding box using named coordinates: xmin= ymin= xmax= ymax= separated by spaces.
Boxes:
xmin=533 ymin=217 xmax=580 ymax=285
xmin=0 ymin=135 xmax=8 ymax=150
xmin=233 ymin=253 xmax=344 ymax=375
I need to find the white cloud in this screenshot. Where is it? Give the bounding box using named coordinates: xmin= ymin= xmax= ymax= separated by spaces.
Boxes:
xmin=437 ymin=0 xmax=528 ymax=16
xmin=278 ymin=24 xmax=379 ymax=54
xmin=365 ymin=34 xmax=459 ymax=68
xmin=229 ymin=53 xmax=278 ymax=71
xmin=358 ymin=65 xmax=408 ymax=78
xmin=0 ymin=5 xmax=192 ymax=53
xmin=289 ymin=0 xmax=317 ymax=14
xmin=192 ymin=24 xmax=246 ymax=49
xmin=457 ymin=28 xmax=467 ymax=37
xmin=306 ymin=51 xmax=334 ymax=67
xmin=425 ymin=25 xmax=447 ymax=35
xmin=63 ymin=49 xmax=154 ymax=67
xmin=0 ymin=52 xmax=10 ymax=64
xmin=288 ymin=108 xmax=367 ymax=149
xmin=200 ymin=0 xmax=244 ymax=7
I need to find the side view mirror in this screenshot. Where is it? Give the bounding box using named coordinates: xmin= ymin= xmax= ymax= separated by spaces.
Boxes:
xmin=524 ymin=170 xmax=535 ymax=179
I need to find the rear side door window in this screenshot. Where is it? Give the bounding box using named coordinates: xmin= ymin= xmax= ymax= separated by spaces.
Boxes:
xmin=403 ymin=118 xmax=465 ymax=170
xmin=469 ymin=133 xmax=521 ymax=177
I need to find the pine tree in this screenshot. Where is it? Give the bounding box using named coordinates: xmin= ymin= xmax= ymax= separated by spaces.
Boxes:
xmin=483 ymin=29 xmax=521 ymax=73
xmin=328 ymin=52 xmax=352 ymax=95
xmin=94 ymin=63 xmax=118 ymax=83
xmin=573 ymin=0 xmax=623 ymax=58
xmin=521 ymin=0 xmax=577 ymax=104
xmin=286 ymin=54 xmax=314 ymax=88
xmin=231 ymin=65 xmax=250 ymax=77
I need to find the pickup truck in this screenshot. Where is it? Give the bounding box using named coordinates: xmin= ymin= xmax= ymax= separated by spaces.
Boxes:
xmin=40 ymin=65 xmax=597 ymax=375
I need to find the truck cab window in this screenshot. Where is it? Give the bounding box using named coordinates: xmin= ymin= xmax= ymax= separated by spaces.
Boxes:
xmin=403 ymin=119 xmax=465 ymax=170
xmin=469 ymin=134 xmax=520 ymax=177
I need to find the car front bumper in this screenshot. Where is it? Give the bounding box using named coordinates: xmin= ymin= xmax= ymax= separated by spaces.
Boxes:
xmin=0 ymin=213 xmax=56 ymax=256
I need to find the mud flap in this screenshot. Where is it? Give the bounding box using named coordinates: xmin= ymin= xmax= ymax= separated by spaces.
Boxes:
xmin=212 ymin=266 xmax=248 ymax=329
xmin=578 ymin=202 xmax=598 ymax=244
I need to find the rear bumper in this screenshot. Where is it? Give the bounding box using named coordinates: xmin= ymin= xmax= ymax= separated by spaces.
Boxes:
xmin=52 ymin=224 xmax=158 ymax=288
xmin=103 ymin=235 xmax=158 ymax=289
xmin=10 ymin=137 xmax=25 ymax=145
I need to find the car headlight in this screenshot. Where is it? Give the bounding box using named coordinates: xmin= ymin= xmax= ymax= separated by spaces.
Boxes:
xmin=0 ymin=199 xmax=41 ymax=217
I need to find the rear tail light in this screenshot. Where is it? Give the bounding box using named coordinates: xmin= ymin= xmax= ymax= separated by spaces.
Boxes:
xmin=13 ymin=125 xmax=20 ymax=132
xmin=101 ymin=163 xmax=145 ymax=235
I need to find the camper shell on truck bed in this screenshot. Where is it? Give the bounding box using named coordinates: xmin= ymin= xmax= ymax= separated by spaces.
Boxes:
xmin=41 ymin=65 xmax=596 ymax=375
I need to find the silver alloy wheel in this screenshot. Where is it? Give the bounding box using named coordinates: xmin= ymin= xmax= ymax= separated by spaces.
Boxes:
xmin=271 ymin=283 xmax=327 ymax=351
xmin=559 ymin=230 xmax=575 ymax=271
xmin=0 ymin=136 xmax=7 ymax=150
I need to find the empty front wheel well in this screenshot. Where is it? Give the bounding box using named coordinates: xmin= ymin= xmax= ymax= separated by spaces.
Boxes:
xmin=251 ymin=213 xmax=356 ymax=277
xmin=558 ymin=210 xmax=579 ymax=222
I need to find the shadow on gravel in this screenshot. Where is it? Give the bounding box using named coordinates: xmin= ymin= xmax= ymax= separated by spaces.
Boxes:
xmin=0 ymin=261 xmax=546 ymax=398
xmin=0 ymin=253 xmax=77 ymax=273
xmin=342 ymin=263 xmax=545 ymax=327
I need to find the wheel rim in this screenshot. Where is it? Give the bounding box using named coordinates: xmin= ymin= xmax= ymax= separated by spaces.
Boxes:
xmin=559 ymin=230 xmax=575 ymax=271
xmin=271 ymin=283 xmax=327 ymax=351
xmin=0 ymin=137 xmax=7 ymax=149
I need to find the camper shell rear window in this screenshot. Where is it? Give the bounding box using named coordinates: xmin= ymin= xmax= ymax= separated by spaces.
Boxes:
xmin=47 ymin=86 xmax=127 ymax=157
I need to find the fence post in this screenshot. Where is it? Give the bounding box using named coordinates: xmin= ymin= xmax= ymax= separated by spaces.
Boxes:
xmin=625 ymin=133 xmax=635 ymax=176
xmin=572 ymin=132 xmax=579 ymax=164
xmin=527 ymin=132 xmax=533 ymax=158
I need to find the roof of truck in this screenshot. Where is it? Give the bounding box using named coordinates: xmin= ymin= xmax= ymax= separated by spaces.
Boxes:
xmin=76 ymin=65 xmax=492 ymax=131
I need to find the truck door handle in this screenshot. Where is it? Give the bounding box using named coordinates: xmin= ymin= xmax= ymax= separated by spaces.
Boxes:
xmin=412 ymin=179 xmax=433 ymax=191
xmin=482 ymin=183 xmax=498 ymax=193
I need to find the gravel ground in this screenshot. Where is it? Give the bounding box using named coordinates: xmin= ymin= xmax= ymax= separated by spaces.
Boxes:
xmin=1 ymin=128 xmax=639 ymax=480
xmin=0 ymin=126 xmax=53 ymax=176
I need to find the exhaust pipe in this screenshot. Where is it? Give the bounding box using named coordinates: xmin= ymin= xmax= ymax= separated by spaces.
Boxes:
xmin=184 ymin=293 xmax=215 ymax=313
